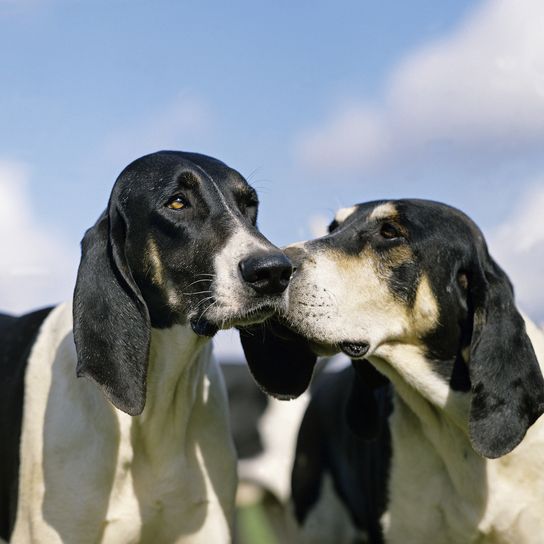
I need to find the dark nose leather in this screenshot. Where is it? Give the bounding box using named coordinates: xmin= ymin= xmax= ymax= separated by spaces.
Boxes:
xmin=239 ymin=251 xmax=293 ymax=295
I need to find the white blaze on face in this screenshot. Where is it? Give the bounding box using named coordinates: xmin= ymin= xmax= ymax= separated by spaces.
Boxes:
xmin=206 ymin=226 xmax=273 ymax=325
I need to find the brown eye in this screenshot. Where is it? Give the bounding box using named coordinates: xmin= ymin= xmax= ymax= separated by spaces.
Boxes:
xmin=380 ymin=222 xmax=401 ymax=240
xmin=167 ymin=195 xmax=188 ymax=210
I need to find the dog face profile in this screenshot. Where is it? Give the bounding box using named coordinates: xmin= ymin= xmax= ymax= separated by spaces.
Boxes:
xmin=242 ymin=199 xmax=544 ymax=458
xmin=73 ymin=150 xmax=291 ymax=416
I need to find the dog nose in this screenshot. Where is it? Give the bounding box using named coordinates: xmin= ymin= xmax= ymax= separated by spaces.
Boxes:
xmin=239 ymin=251 xmax=293 ymax=295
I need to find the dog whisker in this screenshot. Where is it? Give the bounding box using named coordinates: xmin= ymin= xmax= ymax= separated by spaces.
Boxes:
xmin=182 ymin=290 xmax=213 ymax=296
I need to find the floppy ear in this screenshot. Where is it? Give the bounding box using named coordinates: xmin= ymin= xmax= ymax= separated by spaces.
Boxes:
xmin=345 ymin=360 xmax=390 ymax=441
xmin=467 ymin=254 xmax=544 ymax=458
xmin=73 ymin=206 xmax=151 ymax=416
xmin=239 ymin=319 xmax=317 ymax=399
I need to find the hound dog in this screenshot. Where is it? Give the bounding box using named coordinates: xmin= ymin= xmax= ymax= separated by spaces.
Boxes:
xmin=240 ymin=199 xmax=544 ymax=543
xmin=0 ymin=151 xmax=293 ymax=544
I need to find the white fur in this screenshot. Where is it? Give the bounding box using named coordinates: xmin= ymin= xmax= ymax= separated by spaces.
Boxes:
xmin=11 ymin=303 xmax=237 ymax=544
xmin=370 ymin=320 xmax=544 ymax=543
xmin=238 ymin=393 xmax=309 ymax=503
xmin=208 ymin=227 xmax=274 ymax=328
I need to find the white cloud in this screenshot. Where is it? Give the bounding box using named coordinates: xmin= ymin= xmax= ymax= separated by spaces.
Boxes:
xmin=488 ymin=182 xmax=544 ymax=322
xmin=0 ymin=160 xmax=78 ymax=314
xmin=308 ymin=213 xmax=330 ymax=238
xmin=296 ymin=0 xmax=544 ymax=174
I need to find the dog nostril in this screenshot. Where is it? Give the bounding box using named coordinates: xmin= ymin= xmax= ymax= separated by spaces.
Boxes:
xmin=239 ymin=252 xmax=293 ymax=295
xmin=280 ymin=267 xmax=293 ymax=283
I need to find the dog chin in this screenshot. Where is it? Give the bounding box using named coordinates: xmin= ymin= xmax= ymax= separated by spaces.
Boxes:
xmin=198 ymin=302 xmax=278 ymax=334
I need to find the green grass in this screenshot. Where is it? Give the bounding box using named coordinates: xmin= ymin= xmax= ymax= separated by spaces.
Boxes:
xmin=236 ymin=503 xmax=279 ymax=544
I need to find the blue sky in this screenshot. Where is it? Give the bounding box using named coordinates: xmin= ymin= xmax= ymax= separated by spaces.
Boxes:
xmin=2 ymin=0 xmax=544 ymax=354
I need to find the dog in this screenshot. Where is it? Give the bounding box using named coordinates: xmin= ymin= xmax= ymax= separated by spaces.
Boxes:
xmin=240 ymin=199 xmax=544 ymax=543
xmin=0 ymin=150 xmax=293 ymax=543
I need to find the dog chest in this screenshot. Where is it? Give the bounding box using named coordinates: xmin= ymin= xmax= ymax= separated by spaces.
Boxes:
xmin=12 ymin=304 xmax=236 ymax=543
xmin=385 ymin=394 xmax=544 ymax=544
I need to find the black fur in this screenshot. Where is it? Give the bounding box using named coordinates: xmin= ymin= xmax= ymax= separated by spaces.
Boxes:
xmin=466 ymin=253 xmax=544 ymax=457
xmin=292 ymin=364 xmax=392 ymax=543
xmin=239 ymin=318 xmax=317 ymax=399
xmin=0 ymin=307 xmax=52 ymax=540
xmin=73 ymin=151 xmax=282 ymax=416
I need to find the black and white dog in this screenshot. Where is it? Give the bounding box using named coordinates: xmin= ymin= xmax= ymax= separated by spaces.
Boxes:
xmin=0 ymin=151 xmax=292 ymax=543
xmin=241 ymin=199 xmax=544 ymax=543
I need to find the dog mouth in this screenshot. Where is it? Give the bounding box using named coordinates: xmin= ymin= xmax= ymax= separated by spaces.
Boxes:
xmin=274 ymin=313 xmax=372 ymax=359
xmin=339 ymin=341 xmax=370 ymax=359
xmin=190 ymin=302 xmax=277 ymax=337
xmin=190 ymin=318 xmax=219 ymax=337
xmin=302 ymin=338 xmax=371 ymax=359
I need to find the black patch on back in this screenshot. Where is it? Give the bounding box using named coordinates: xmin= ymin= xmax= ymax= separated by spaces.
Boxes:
xmin=0 ymin=307 xmax=53 ymax=540
xmin=292 ymin=366 xmax=392 ymax=543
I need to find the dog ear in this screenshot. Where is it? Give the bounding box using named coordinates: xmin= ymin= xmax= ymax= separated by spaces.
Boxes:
xmin=467 ymin=253 xmax=544 ymax=458
xmin=239 ymin=319 xmax=317 ymax=399
xmin=73 ymin=206 xmax=151 ymax=416
xmin=345 ymin=360 xmax=390 ymax=441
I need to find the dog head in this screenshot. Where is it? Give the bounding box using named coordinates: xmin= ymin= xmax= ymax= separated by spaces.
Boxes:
xmin=243 ymin=199 xmax=544 ymax=458
xmin=73 ymin=151 xmax=292 ymax=415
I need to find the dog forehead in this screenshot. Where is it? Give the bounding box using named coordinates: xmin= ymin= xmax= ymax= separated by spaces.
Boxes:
xmin=332 ymin=201 xmax=399 ymax=229
xmin=112 ymin=151 xmax=250 ymax=202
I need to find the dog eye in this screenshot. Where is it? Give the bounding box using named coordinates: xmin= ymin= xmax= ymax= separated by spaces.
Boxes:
xmin=380 ymin=222 xmax=402 ymax=240
xmin=166 ymin=195 xmax=189 ymax=210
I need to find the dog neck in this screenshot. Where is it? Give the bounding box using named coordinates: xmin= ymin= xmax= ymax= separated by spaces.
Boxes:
xmin=370 ymin=344 xmax=470 ymax=436
xmin=131 ymin=325 xmax=212 ymax=443
xmin=370 ymin=319 xmax=544 ymax=540
xmin=372 ymin=315 xmax=544 ymax=449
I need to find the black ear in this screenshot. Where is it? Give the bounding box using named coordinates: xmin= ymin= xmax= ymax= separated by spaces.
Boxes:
xmin=73 ymin=206 xmax=151 ymax=416
xmin=239 ymin=319 xmax=317 ymax=399
xmin=467 ymin=255 xmax=544 ymax=458
xmin=345 ymin=360 xmax=390 ymax=441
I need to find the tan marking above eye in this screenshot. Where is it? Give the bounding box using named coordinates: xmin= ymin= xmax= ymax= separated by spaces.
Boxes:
xmin=369 ymin=202 xmax=398 ymax=221
xmin=334 ymin=206 xmax=357 ymax=224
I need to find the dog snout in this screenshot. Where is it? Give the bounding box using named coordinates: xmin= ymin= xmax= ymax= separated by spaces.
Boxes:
xmin=239 ymin=251 xmax=293 ymax=295
xmin=283 ymin=245 xmax=309 ymax=272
